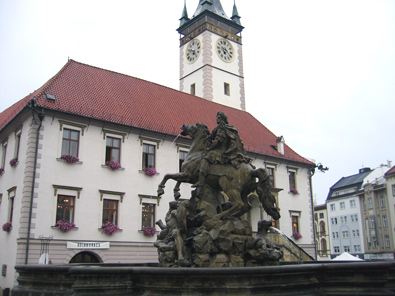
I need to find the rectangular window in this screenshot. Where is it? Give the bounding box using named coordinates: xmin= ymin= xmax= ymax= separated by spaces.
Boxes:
xmin=344 ymin=246 xmax=350 ymax=252
xmin=392 ymin=185 xmax=395 ymax=197
xmin=334 ymin=246 xmax=340 ymax=253
xmin=291 ymin=215 xmax=299 ymax=234
xmin=142 ymin=143 xmax=155 ymax=169
xmin=61 ymin=129 xmax=80 ymax=157
xmin=370 ymin=217 xmax=376 ymax=229
xmin=350 ymin=200 xmax=356 ymax=208
xmin=368 ymin=198 xmax=373 ymax=209
xmin=354 ymin=245 xmax=361 ymax=252
xmin=14 ymin=131 xmax=21 ymax=159
xmin=383 ymin=215 xmax=388 ymax=227
xmin=106 ymin=137 xmax=121 ymax=163
xmin=352 ymin=230 xmax=356 ymax=237
xmin=142 ymin=203 xmax=155 ymax=228
xmin=373 ymin=237 xmax=378 ymax=248
xmin=385 ymin=235 xmax=391 ymax=248
xmin=224 ymin=82 xmax=230 ymax=96
xmin=289 ymin=171 xmax=296 ymax=192
xmin=190 ymin=83 xmax=196 ymax=95
xmin=354 ymin=214 xmax=358 ymax=222
xmin=102 ymin=199 xmax=118 ymax=225
xmin=267 ymin=167 xmax=275 ymax=187
xmin=356 ymin=229 xmax=360 ymax=237
xmin=330 ymin=204 xmax=335 ymax=211
xmin=380 ymin=195 xmax=386 ymax=208
xmin=344 ymin=216 xmax=347 ymax=223
xmin=319 ymin=213 xmax=324 ymax=219
xmin=56 ymin=195 xmax=75 ymax=223
xmin=8 ymin=188 xmax=16 ymax=223
xmin=340 ymin=202 xmax=345 ymax=210
xmin=342 ymin=231 xmax=349 ymax=238
xmin=1 ymin=142 xmax=7 ymax=169
xmin=179 ymin=150 xmax=188 ymax=172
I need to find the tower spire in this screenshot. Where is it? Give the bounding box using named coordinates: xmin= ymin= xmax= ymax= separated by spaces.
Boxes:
xmin=231 ymin=0 xmax=241 ymax=25
xmin=179 ymin=0 xmax=190 ymax=27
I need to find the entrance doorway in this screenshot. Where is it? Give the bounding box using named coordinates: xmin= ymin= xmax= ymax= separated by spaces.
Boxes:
xmin=70 ymin=251 xmax=101 ymax=263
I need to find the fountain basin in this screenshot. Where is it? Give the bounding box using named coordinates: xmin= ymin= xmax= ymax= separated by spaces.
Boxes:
xmin=13 ymin=261 xmax=395 ymax=295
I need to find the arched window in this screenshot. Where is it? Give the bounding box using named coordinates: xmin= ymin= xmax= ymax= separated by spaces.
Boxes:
xmin=70 ymin=251 xmax=101 ymax=264
xmin=321 ymin=238 xmax=327 ymax=251
xmin=319 ymin=221 xmax=326 ymax=234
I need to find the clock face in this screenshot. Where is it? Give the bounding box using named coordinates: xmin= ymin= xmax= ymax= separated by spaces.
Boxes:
xmin=185 ymin=39 xmax=201 ymax=64
xmin=216 ymin=38 xmax=234 ymax=62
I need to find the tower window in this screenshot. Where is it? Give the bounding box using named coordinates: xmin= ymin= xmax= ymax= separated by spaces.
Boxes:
xmin=224 ymin=83 xmax=230 ymax=96
xmin=190 ymin=83 xmax=196 ymax=95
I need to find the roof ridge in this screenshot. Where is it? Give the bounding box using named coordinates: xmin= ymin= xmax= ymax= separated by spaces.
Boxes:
xmin=67 ymin=59 xmax=182 ymax=93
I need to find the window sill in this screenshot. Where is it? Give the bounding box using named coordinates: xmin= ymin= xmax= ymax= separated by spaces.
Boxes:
xmin=57 ymin=158 xmax=83 ymax=165
xmin=101 ymin=164 xmax=125 ymax=171
xmin=139 ymin=170 xmax=159 ymax=176
xmin=51 ymin=226 xmax=79 ymax=231
xmin=98 ymin=228 xmax=123 ymax=234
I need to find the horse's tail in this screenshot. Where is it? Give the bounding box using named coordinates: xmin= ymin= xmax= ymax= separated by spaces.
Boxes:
xmin=253 ymin=168 xmax=281 ymax=220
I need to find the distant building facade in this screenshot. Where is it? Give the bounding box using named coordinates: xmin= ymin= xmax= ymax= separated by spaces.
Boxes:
xmin=358 ymin=163 xmax=395 ymax=260
xmin=326 ymin=168 xmax=370 ymax=259
xmin=314 ymin=204 xmax=330 ymax=260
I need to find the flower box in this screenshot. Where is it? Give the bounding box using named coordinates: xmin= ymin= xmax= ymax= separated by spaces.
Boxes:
xmin=293 ymin=232 xmax=302 ymax=240
xmin=2 ymin=222 xmax=12 ymax=232
xmin=61 ymin=154 xmax=79 ymax=164
xmin=10 ymin=158 xmax=18 ymax=166
xmin=102 ymin=222 xmax=120 ymax=235
xmin=55 ymin=220 xmax=76 ymax=232
xmin=0 ymin=168 xmax=4 ymax=175
xmin=105 ymin=161 xmax=121 ymax=170
xmin=143 ymin=167 xmax=157 ymax=176
xmin=141 ymin=226 xmax=157 ymax=237
xmin=290 ymin=189 xmax=299 ymax=194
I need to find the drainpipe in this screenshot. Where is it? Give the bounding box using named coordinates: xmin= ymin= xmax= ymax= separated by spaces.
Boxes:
xmin=310 ymin=169 xmax=318 ymax=260
xmin=25 ymin=98 xmax=45 ymax=264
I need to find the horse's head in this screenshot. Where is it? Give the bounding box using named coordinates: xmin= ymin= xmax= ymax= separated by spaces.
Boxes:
xmin=180 ymin=123 xmax=210 ymax=139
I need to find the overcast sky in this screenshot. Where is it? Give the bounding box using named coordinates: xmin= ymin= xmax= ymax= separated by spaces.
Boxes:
xmin=1 ymin=0 xmax=394 ymax=204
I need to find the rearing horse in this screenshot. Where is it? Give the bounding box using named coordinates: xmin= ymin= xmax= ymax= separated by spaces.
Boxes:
xmin=157 ymin=123 xmax=280 ymax=221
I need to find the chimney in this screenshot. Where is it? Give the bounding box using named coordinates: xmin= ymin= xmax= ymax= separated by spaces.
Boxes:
xmin=276 ymin=136 xmax=285 ymax=155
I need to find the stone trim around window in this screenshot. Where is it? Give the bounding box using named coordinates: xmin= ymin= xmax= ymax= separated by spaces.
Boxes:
xmin=59 ymin=120 xmax=86 ymax=136
xmin=99 ymin=190 xmax=125 ymax=203
xmin=138 ymin=194 xmax=161 ymax=206
xmin=53 ymin=185 xmax=83 ymax=199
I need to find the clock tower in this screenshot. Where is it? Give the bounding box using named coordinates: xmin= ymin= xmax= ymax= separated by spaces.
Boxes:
xmin=178 ymin=0 xmax=246 ymax=110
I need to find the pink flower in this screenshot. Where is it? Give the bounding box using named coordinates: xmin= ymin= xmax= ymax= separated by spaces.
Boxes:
xmin=102 ymin=222 xmax=120 ymax=235
xmin=143 ymin=167 xmax=157 ymax=176
xmin=105 ymin=161 xmax=121 ymax=170
xmin=55 ymin=220 xmax=76 ymax=232
xmin=2 ymin=222 xmax=12 ymax=232
xmin=141 ymin=226 xmax=156 ymax=237
xmin=61 ymin=154 xmax=79 ymax=163
xmin=9 ymin=158 xmax=18 ymax=166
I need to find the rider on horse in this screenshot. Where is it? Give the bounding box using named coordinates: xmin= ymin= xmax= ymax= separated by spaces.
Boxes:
xmin=192 ymin=112 xmax=250 ymax=188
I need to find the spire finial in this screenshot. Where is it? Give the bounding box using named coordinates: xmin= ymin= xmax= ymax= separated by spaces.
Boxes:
xmin=231 ymin=0 xmax=241 ymax=25
xmin=179 ymin=0 xmax=190 ymax=27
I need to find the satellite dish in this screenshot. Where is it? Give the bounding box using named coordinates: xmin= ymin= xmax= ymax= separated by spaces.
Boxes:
xmin=39 ymin=253 xmax=50 ymax=264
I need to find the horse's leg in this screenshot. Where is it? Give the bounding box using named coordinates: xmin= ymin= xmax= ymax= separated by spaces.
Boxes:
xmin=216 ymin=189 xmax=244 ymax=220
xmin=157 ymin=172 xmax=189 ymax=196
xmin=173 ymin=181 xmax=182 ymax=200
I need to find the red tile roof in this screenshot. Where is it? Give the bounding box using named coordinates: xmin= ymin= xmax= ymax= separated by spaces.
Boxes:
xmin=385 ymin=166 xmax=395 ymax=177
xmin=0 ymin=60 xmax=314 ymax=166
